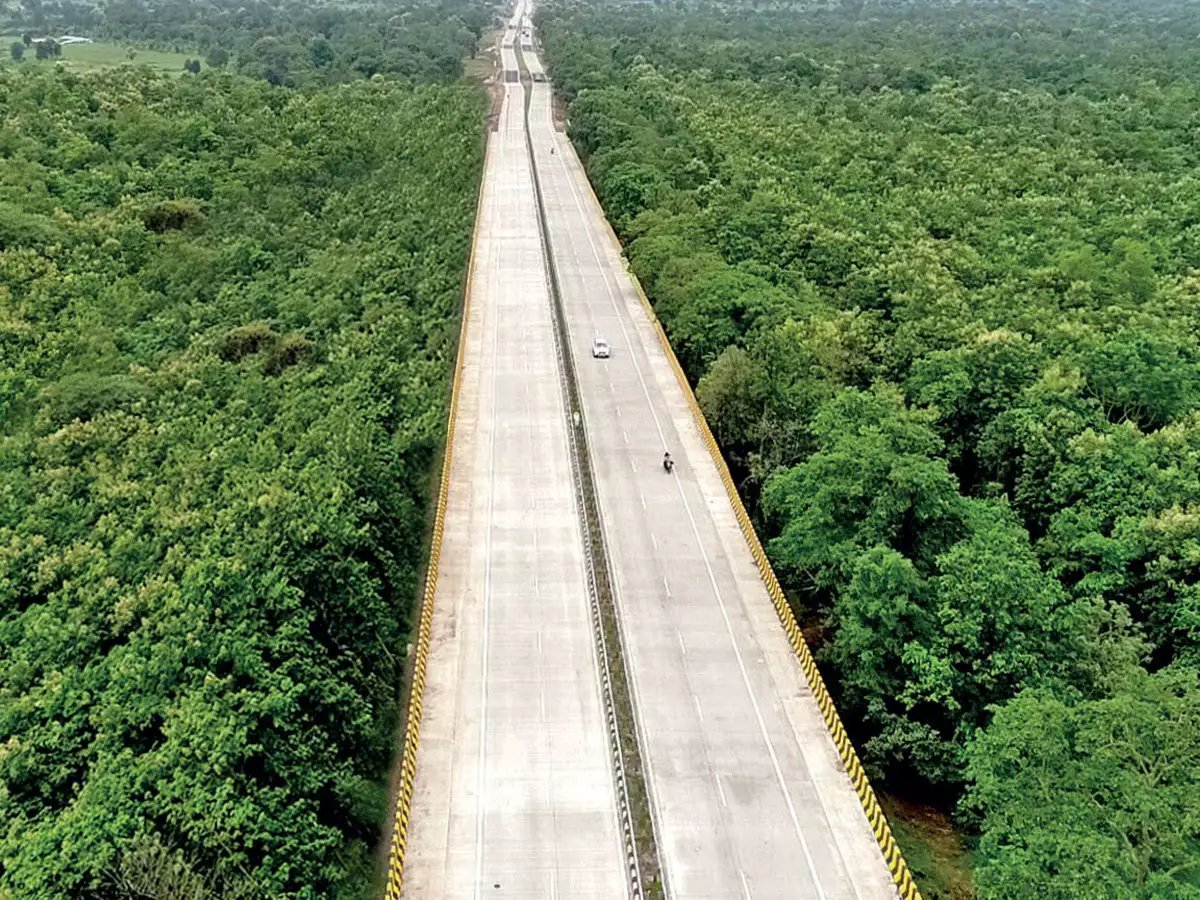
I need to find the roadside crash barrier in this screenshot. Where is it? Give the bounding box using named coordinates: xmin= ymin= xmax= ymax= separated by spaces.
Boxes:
xmin=569 ymin=153 xmax=924 ymax=900
xmin=383 ymin=136 xmax=492 ymax=900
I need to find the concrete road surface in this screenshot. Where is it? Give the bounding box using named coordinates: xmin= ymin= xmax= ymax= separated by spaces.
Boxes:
xmin=524 ymin=31 xmax=901 ymax=900
xmin=401 ymin=10 xmax=627 ymax=897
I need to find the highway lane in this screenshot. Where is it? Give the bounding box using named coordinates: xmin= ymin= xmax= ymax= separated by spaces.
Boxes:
xmin=524 ymin=32 xmax=901 ymax=900
xmin=400 ymin=9 xmax=627 ymax=898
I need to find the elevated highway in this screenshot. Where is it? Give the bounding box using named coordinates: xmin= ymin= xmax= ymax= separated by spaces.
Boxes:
xmin=393 ymin=4 xmax=911 ymax=899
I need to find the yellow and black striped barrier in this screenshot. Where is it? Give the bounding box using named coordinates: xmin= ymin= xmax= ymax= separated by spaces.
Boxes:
xmin=573 ymin=166 xmax=923 ymax=900
xmin=382 ymin=137 xmax=492 ymax=900
xmin=638 ymin=276 xmax=922 ymax=899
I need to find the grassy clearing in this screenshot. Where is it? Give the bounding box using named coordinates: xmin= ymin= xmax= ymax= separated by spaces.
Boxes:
xmin=464 ymin=28 xmax=503 ymax=128
xmin=883 ymin=795 xmax=976 ymax=900
xmin=2 ymin=37 xmax=192 ymax=73
xmin=461 ymin=27 xmax=501 ymax=83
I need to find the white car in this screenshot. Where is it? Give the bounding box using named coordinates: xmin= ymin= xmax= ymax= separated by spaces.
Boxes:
xmin=591 ymin=338 xmax=610 ymax=359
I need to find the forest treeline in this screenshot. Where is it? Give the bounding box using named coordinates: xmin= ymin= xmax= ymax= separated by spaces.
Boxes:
xmin=3 ymin=0 xmax=495 ymax=86
xmin=536 ymin=0 xmax=1200 ymax=895
xmin=0 ymin=15 xmax=484 ymax=896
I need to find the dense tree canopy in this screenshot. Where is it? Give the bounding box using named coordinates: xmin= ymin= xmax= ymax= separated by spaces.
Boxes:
xmin=965 ymin=668 xmax=1200 ymax=898
xmin=0 ymin=55 xmax=483 ymax=898
xmin=1 ymin=0 xmax=496 ymax=86
xmin=538 ymin=0 xmax=1200 ymax=892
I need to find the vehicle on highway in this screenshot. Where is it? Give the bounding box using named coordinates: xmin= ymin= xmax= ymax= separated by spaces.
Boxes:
xmin=663 ymin=451 xmax=674 ymax=473
xmin=591 ymin=337 xmax=610 ymax=358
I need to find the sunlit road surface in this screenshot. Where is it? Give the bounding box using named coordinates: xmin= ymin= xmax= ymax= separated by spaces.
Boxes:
xmin=524 ymin=23 xmax=901 ymax=900
xmin=400 ymin=8 xmax=627 ymax=898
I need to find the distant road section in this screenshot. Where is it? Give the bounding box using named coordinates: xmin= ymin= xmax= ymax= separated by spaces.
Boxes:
xmin=524 ymin=19 xmax=902 ymax=900
xmin=400 ymin=8 xmax=627 ymax=898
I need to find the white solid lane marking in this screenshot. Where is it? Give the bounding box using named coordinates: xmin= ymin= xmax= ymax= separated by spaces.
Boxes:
xmin=672 ymin=430 xmax=830 ymax=900
xmin=715 ymin=773 xmax=728 ymax=808
xmin=739 ymin=869 xmax=752 ymax=900
xmin=676 ymin=629 xmax=686 ymax=655
xmin=692 ymin=695 xmax=705 ymax=724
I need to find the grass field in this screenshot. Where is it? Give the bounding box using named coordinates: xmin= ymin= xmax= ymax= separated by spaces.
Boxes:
xmin=461 ymin=28 xmax=501 ymax=84
xmin=2 ymin=37 xmax=193 ymax=73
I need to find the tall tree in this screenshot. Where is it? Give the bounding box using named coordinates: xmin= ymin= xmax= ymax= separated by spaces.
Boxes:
xmin=966 ymin=668 xmax=1200 ymax=898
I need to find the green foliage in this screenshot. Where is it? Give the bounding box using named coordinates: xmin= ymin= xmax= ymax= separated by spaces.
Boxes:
xmin=140 ymin=198 xmax=205 ymax=233
xmin=763 ymin=387 xmax=963 ymax=590
xmin=965 ymin=668 xmax=1200 ymax=898
xmin=0 ymin=64 xmax=484 ymax=897
xmin=1079 ymin=329 xmax=1200 ymax=430
xmin=696 ymin=345 xmax=764 ymax=454
xmin=1 ymin=0 xmax=494 ymax=87
xmin=764 ymin=388 xmax=1115 ymax=790
xmin=0 ymin=200 xmax=64 ymax=248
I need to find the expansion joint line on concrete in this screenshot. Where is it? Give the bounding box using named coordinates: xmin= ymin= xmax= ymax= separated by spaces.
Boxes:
xmin=516 ymin=56 xmax=665 ymax=900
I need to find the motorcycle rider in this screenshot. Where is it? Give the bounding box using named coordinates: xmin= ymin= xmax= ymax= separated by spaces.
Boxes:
xmin=663 ymin=451 xmax=674 ymax=473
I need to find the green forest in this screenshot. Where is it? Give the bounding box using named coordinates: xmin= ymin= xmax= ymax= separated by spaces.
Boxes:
xmin=3 ymin=0 xmax=493 ymax=86
xmin=536 ymin=0 xmax=1200 ymax=895
xmin=0 ymin=1 xmax=485 ymax=894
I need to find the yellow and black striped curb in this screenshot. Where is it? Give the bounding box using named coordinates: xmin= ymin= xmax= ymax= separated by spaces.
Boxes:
xmin=572 ymin=167 xmax=923 ymax=900
xmin=383 ymin=136 xmax=492 ymax=900
xmin=637 ymin=275 xmax=921 ymax=900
